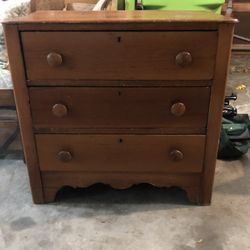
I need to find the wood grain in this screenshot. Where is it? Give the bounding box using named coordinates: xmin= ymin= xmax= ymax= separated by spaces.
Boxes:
xmin=22 ymin=31 xmax=217 ymax=81
xmin=41 ymin=171 xmax=201 ymax=203
xmin=3 ymin=11 xmax=236 ymax=205
xmin=200 ymin=23 xmax=235 ymax=205
xmin=7 ymin=10 xmax=237 ymax=32
xmin=36 ymin=134 xmax=206 ymax=173
xmin=3 ymin=10 xmax=237 ymax=24
xmin=29 ymin=87 xmax=210 ymax=131
xmin=3 ymin=24 xmax=44 ymax=203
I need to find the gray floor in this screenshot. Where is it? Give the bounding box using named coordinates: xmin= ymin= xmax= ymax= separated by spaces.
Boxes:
xmin=0 ymin=54 xmax=249 ymax=250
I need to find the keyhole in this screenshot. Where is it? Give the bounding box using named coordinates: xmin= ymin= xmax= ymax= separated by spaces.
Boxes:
xmin=119 ymin=138 xmax=123 ymax=143
xmin=117 ymin=36 xmax=122 ymax=43
xmin=118 ymin=91 xmax=122 ymax=96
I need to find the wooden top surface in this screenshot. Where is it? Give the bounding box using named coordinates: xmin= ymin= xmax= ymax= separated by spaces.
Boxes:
xmin=3 ymin=10 xmax=237 ymax=24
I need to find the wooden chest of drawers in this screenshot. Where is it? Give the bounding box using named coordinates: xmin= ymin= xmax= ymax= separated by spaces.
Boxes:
xmin=3 ymin=11 xmax=236 ymax=205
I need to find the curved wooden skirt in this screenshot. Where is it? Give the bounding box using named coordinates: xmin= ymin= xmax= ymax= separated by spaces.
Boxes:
xmin=41 ymin=172 xmax=202 ymax=204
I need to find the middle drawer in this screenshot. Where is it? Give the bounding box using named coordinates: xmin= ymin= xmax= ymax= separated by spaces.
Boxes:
xmin=29 ymin=87 xmax=210 ymax=132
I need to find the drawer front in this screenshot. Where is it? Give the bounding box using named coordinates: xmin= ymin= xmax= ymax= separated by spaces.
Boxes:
xmin=22 ymin=31 xmax=217 ymax=81
xmin=36 ymin=134 xmax=206 ymax=173
xmin=29 ymin=87 xmax=210 ymax=131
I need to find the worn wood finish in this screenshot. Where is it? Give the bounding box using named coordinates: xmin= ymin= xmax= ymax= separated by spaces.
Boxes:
xmin=22 ymin=31 xmax=217 ymax=81
xmin=41 ymin=172 xmax=201 ymax=203
xmin=6 ymin=11 xmax=236 ymax=31
xmin=36 ymin=134 xmax=206 ymax=173
xmin=3 ymin=11 xmax=236 ymax=204
xmin=3 ymin=25 xmax=44 ymax=203
xmin=29 ymin=87 xmax=210 ymax=130
xmin=200 ymin=23 xmax=235 ymax=205
xmin=18 ymin=23 xmax=221 ymax=31
xmin=4 ymin=10 xmax=236 ymax=24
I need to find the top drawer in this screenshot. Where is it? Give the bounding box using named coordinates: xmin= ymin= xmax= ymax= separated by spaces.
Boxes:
xmin=21 ymin=31 xmax=217 ymax=82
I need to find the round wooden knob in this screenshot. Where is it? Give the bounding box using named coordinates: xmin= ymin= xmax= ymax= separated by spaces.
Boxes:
xmin=47 ymin=52 xmax=63 ymax=67
xmin=171 ymin=102 xmax=186 ymax=117
xmin=57 ymin=151 xmax=72 ymax=162
xmin=169 ymin=150 xmax=184 ymax=162
xmin=175 ymin=51 xmax=192 ymax=67
xmin=52 ymin=104 xmax=68 ymax=118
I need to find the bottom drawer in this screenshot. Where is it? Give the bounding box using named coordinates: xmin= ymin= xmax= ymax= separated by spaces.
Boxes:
xmin=36 ymin=135 xmax=206 ymax=173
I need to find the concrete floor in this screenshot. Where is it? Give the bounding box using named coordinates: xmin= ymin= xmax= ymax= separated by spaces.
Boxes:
xmin=0 ymin=54 xmax=249 ymax=250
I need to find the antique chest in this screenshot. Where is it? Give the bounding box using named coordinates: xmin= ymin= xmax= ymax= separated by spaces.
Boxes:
xmin=3 ymin=10 xmax=236 ymax=204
